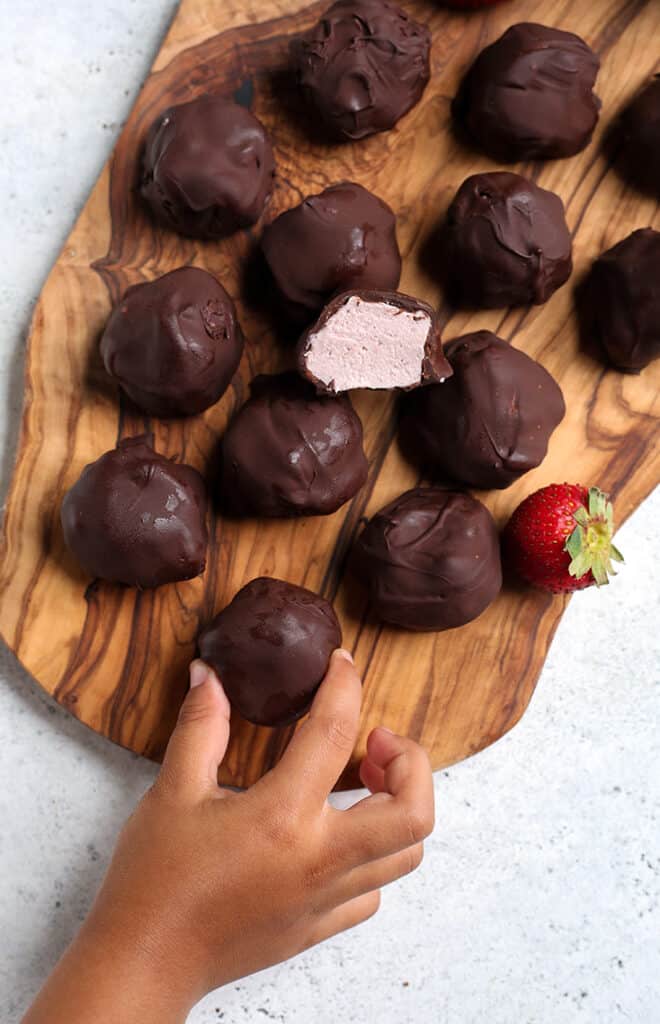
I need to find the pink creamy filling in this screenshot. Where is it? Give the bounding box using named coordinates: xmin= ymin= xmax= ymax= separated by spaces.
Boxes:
xmin=304 ymin=296 xmax=433 ymax=391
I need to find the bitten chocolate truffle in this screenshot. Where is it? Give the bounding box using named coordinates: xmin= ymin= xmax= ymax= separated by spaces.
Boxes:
xmin=222 ymin=374 xmax=368 ymax=517
xmin=261 ymin=182 xmax=401 ymax=323
xmin=618 ymin=77 xmax=660 ymax=198
xmin=583 ymin=228 xmax=660 ymax=372
xmin=453 ymin=22 xmax=600 ymax=161
xmin=445 ymin=172 xmax=573 ymax=308
xmin=100 ymin=267 xmax=244 ymax=417
xmin=291 ymin=0 xmax=431 ymax=141
xmin=198 ymin=577 xmax=341 ymax=726
xmin=298 ymin=289 xmax=451 ymax=393
xmin=61 ymin=438 xmax=208 ymax=588
xmin=354 ymin=487 xmax=502 ymax=631
xmin=406 ymin=331 xmax=566 ymax=489
xmin=140 ymin=94 xmax=275 ymax=239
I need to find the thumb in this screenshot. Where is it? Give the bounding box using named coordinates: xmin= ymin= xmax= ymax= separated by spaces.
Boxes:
xmin=158 ymin=660 xmax=232 ymax=800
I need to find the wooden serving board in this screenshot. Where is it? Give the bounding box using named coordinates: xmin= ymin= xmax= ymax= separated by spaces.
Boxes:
xmin=1 ymin=0 xmax=659 ymax=788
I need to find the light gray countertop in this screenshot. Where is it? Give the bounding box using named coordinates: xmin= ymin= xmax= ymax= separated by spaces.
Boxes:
xmin=1 ymin=3 xmax=659 ymax=1022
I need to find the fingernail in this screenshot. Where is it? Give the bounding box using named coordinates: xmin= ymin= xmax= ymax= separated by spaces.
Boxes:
xmin=335 ymin=648 xmax=354 ymax=665
xmin=189 ymin=659 xmax=211 ymax=688
xmin=377 ymin=726 xmax=394 ymax=735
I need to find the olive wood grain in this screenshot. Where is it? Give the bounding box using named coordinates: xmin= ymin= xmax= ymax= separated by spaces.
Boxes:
xmin=1 ymin=0 xmax=658 ymax=787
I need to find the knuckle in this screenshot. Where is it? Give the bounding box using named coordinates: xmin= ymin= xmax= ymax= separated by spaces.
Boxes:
xmin=176 ymin=698 xmax=214 ymax=727
xmin=319 ymin=714 xmax=355 ymax=754
xmin=259 ymin=801 xmax=301 ymax=851
xmin=301 ymin=854 xmax=330 ymax=894
xmin=406 ymin=843 xmax=424 ymax=874
xmin=403 ymin=804 xmax=434 ymax=845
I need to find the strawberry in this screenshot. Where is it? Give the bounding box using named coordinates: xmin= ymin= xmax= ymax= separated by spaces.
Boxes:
xmin=502 ymin=484 xmax=624 ymax=593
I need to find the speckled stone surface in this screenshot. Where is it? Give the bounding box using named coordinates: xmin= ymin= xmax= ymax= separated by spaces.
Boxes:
xmin=1 ymin=4 xmax=659 ymax=1023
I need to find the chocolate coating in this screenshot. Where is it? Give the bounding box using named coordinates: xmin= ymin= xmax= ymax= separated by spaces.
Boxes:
xmin=61 ymin=438 xmax=208 ymax=588
xmin=140 ymin=94 xmax=275 ymax=239
xmin=583 ymin=228 xmax=660 ymax=373
xmin=291 ymin=0 xmax=431 ymax=141
xmin=100 ymin=267 xmax=244 ymax=417
xmin=354 ymin=487 xmax=502 ymax=631
xmin=407 ymin=332 xmax=566 ymax=489
xmin=261 ymin=182 xmax=401 ymax=323
xmin=445 ymin=172 xmax=572 ymax=308
xmin=453 ymin=22 xmax=600 ymax=161
xmin=222 ymin=374 xmax=368 ymax=517
xmin=618 ymin=77 xmax=660 ymax=198
xmin=298 ymin=289 xmax=451 ymax=393
xmin=198 ymin=577 xmax=342 ymax=726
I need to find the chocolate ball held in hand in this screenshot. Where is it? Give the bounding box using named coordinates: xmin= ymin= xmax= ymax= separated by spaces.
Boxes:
xmin=261 ymin=182 xmax=401 ymax=323
xmin=140 ymin=94 xmax=276 ymax=239
xmin=291 ymin=0 xmax=431 ymax=141
xmin=222 ymin=374 xmax=368 ymax=517
xmin=354 ymin=487 xmax=502 ymax=631
xmin=583 ymin=228 xmax=660 ymax=372
xmin=100 ymin=267 xmax=244 ymax=417
xmin=453 ymin=22 xmax=600 ymax=161
xmin=445 ymin=172 xmax=572 ymax=309
xmin=61 ymin=438 xmax=208 ymax=588
xmin=406 ymin=331 xmax=565 ymax=489
xmin=199 ymin=578 xmax=342 ymax=727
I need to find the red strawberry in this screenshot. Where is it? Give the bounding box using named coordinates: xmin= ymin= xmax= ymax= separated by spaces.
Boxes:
xmin=502 ymin=484 xmax=623 ymax=593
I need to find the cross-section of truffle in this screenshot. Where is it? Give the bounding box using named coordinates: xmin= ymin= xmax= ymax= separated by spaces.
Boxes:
xmin=298 ymin=290 xmax=450 ymax=393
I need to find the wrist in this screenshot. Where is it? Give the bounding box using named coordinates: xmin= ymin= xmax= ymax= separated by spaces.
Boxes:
xmin=81 ymin=899 xmax=203 ymax=1017
xmin=25 ymin=901 xmax=203 ymax=1024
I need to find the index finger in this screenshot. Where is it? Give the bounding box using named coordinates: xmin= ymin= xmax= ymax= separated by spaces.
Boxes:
xmin=271 ymin=649 xmax=362 ymax=807
xmin=339 ymin=727 xmax=435 ymax=865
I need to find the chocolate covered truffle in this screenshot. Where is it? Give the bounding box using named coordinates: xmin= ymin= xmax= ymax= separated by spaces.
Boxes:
xmin=100 ymin=267 xmax=244 ymax=417
xmin=453 ymin=22 xmax=600 ymax=162
xmin=291 ymin=0 xmax=431 ymax=141
xmin=618 ymin=76 xmax=660 ymax=197
xmin=445 ymin=172 xmax=573 ymax=308
xmin=222 ymin=374 xmax=368 ymax=517
xmin=583 ymin=228 xmax=660 ymax=372
xmin=299 ymin=289 xmax=451 ymax=393
xmin=354 ymin=487 xmax=502 ymax=631
xmin=140 ymin=94 xmax=275 ymax=239
xmin=199 ymin=577 xmax=341 ymax=726
xmin=61 ymin=438 xmax=208 ymax=588
xmin=261 ymin=182 xmax=401 ymax=323
xmin=406 ymin=331 xmax=565 ymax=489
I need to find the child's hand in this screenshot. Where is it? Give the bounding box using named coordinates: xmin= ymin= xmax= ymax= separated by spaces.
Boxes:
xmin=25 ymin=650 xmax=434 ymax=1024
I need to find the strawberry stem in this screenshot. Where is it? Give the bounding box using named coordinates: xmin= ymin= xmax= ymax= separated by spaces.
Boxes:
xmin=564 ymin=487 xmax=623 ymax=586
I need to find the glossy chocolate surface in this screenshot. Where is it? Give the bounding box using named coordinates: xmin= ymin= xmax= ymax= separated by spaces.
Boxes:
xmin=222 ymin=374 xmax=368 ymax=517
xmin=445 ymin=172 xmax=573 ymax=308
xmin=453 ymin=22 xmax=600 ymax=161
xmin=584 ymin=228 xmax=660 ymax=372
xmin=61 ymin=438 xmax=208 ymax=588
xmin=100 ymin=267 xmax=244 ymax=417
xmin=618 ymin=77 xmax=660 ymax=197
xmin=140 ymin=94 xmax=275 ymax=239
xmin=198 ymin=577 xmax=341 ymax=726
xmin=291 ymin=0 xmax=431 ymax=141
xmin=407 ymin=331 xmax=565 ymax=488
xmin=354 ymin=487 xmax=502 ymax=631
xmin=261 ymin=182 xmax=401 ymax=323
